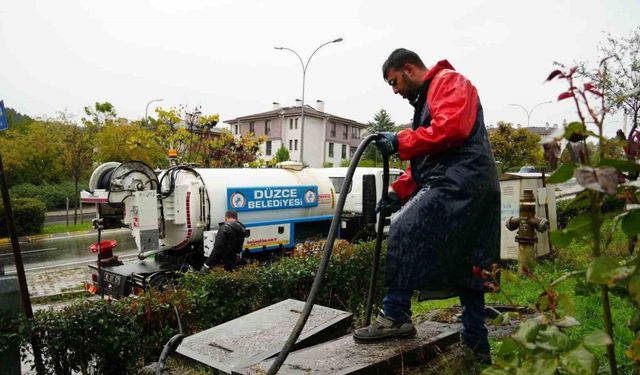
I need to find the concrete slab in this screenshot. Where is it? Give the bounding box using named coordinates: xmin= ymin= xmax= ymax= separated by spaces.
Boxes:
xmin=175 ymin=299 xmax=352 ymax=374
xmin=245 ymin=320 xmax=459 ymax=375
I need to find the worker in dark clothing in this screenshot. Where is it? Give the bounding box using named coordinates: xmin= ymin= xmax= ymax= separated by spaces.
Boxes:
xmin=200 ymin=210 xmax=247 ymax=272
xmin=353 ymin=49 xmax=500 ymax=364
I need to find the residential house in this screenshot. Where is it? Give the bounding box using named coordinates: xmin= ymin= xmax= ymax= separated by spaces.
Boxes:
xmin=224 ymin=100 xmax=368 ymax=167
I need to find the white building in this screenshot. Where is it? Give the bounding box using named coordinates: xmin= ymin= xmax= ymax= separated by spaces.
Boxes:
xmin=224 ymin=100 xmax=368 ymax=167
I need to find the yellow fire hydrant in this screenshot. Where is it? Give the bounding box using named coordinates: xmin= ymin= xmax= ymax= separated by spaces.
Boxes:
xmin=505 ymin=189 xmax=549 ymax=274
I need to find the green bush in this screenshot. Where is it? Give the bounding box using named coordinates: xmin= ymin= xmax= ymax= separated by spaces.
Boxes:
xmin=556 ymin=194 xmax=624 ymax=229
xmin=2 ymin=241 xmax=383 ymax=374
xmin=10 ymin=181 xmax=88 ymax=210
xmin=0 ymin=198 xmax=46 ymax=236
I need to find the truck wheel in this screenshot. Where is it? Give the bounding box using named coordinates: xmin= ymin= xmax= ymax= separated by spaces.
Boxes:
xmin=149 ymin=273 xmax=174 ymax=292
xmin=177 ymin=250 xmax=205 ymax=270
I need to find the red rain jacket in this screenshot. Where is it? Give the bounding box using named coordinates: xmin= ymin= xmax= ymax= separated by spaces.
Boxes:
xmin=391 ymin=60 xmax=479 ymax=201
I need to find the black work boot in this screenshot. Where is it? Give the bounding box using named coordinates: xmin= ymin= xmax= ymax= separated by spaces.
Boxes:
xmin=353 ymin=312 xmax=416 ymax=343
xmin=461 ymin=346 xmax=492 ymax=369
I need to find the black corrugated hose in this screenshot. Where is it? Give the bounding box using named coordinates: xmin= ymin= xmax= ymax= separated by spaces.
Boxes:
xmin=156 ymin=306 xmax=185 ymax=375
xmin=268 ymin=133 xmax=389 ymax=374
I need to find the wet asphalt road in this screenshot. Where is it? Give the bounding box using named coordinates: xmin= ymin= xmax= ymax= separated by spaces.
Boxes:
xmin=0 ymin=229 xmax=138 ymax=274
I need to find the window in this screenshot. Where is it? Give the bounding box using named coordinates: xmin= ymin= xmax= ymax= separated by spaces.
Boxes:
xmin=329 ymin=177 xmax=352 ymax=194
xmin=266 ymin=141 xmax=272 ymax=156
xmin=289 ymin=139 xmax=293 ymax=150
xmin=351 ymin=126 xmax=358 ymax=138
xmin=295 ymin=118 xmax=298 ymax=129
xmin=294 ymin=139 xmax=298 ymax=150
xmin=341 ymin=144 xmax=347 ymax=159
xmin=343 ymin=125 xmax=348 ymax=139
xmin=330 ymin=122 xmax=336 ymax=137
xmin=289 ymin=119 xmax=293 ymax=130
xmin=390 ymin=173 xmax=401 ymax=185
xmin=329 ymin=142 xmax=334 ymax=157
xmin=249 ymin=121 xmax=255 ymax=134
xmin=350 ymin=146 xmax=356 ymax=157
xmin=234 ymin=125 xmax=239 ymax=135
xmin=265 ymin=120 xmax=271 ymax=136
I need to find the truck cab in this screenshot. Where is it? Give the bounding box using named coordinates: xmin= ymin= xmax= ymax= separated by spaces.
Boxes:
xmin=316 ymin=167 xmax=404 ymax=240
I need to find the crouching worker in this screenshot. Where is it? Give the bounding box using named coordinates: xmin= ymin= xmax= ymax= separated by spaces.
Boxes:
xmin=352 ymin=48 xmax=501 ymax=365
xmin=200 ymin=210 xmax=248 ymax=272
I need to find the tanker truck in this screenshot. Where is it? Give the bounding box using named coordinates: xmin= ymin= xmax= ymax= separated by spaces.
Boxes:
xmin=81 ymin=161 xmax=401 ymax=298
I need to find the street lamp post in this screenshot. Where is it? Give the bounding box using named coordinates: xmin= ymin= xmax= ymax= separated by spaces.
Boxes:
xmin=274 ymin=37 xmax=343 ymax=165
xmin=145 ymin=98 xmax=164 ymax=128
xmin=509 ymin=101 xmax=552 ymax=128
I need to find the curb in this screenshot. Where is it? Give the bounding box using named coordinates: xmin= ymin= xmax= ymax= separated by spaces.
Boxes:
xmin=32 ymin=290 xmax=89 ymax=304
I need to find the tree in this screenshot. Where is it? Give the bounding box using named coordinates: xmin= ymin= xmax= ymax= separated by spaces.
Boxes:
xmin=1 ymin=121 xmax=67 ymax=185
xmin=4 ymin=107 xmax=34 ymax=128
xmin=489 ymin=122 xmax=543 ymax=172
xmin=364 ymin=109 xmax=396 ymax=165
xmin=203 ymin=130 xmax=265 ymax=168
xmin=598 ymin=27 xmax=640 ymax=179
xmin=366 ymin=108 xmax=396 ymax=133
xmin=149 ymin=106 xmax=220 ymax=166
xmin=93 ymin=122 xmax=167 ymax=167
xmin=275 ymin=145 xmax=290 ymax=163
xmin=57 ymin=112 xmax=93 ymax=223
xmin=81 ymin=102 xmax=118 ymax=132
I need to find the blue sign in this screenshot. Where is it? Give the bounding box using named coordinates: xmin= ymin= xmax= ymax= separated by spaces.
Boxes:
xmin=0 ymin=101 xmax=7 ymax=132
xmin=227 ymin=185 xmax=319 ymax=212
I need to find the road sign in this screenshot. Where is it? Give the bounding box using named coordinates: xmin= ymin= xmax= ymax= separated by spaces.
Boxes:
xmin=0 ymin=101 xmax=8 ymax=132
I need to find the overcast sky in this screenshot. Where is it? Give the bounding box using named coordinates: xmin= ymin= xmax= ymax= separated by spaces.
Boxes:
xmin=1 ymin=0 xmax=638 ymax=136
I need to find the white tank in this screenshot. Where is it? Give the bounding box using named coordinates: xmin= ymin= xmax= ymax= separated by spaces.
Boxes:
xmin=158 ymin=167 xmax=335 ymax=250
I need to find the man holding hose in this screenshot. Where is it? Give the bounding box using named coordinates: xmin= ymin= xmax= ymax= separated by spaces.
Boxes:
xmin=353 ymin=48 xmax=500 ymax=364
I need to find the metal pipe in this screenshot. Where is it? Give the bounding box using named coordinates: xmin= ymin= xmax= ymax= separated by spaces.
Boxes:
xmin=363 ymin=153 xmax=389 ymax=326
xmin=93 ymin=218 xmax=105 ymax=299
xmin=138 ymin=248 xmax=166 ymax=260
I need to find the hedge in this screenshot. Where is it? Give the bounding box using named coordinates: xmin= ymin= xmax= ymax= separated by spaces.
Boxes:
xmin=10 ymin=181 xmax=88 ymax=210
xmin=0 ymin=198 xmax=46 ymax=236
xmin=556 ymin=193 xmax=625 ymax=229
xmin=1 ymin=240 xmax=384 ymax=374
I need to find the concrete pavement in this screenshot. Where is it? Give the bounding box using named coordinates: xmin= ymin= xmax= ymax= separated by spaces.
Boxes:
xmin=27 ymin=266 xmax=86 ymax=299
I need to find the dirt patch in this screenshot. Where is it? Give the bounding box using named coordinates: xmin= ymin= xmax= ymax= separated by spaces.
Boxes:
xmin=397 ymin=305 xmax=536 ymax=374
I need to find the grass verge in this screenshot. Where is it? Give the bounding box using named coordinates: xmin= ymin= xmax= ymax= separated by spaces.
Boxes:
xmin=41 ymin=222 xmax=92 ymax=234
xmin=412 ymin=228 xmax=636 ymax=372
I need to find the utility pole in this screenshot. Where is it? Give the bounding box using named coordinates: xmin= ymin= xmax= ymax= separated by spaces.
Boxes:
xmin=0 ymin=100 xmax=44 ymax=372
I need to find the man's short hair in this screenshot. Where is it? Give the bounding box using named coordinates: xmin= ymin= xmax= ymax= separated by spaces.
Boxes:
xmin=382 ymin=48 xmax=426 ymax=79
xmin=225 ymin=210 xmax=238 ymax=220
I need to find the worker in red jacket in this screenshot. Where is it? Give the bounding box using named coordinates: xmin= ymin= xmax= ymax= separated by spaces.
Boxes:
xmin=353 ymin=49 xmax=500 ymax=364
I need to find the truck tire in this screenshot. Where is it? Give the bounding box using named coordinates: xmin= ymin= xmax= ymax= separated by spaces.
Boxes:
xmin=148 ymin=272 xmax=174 ymax=292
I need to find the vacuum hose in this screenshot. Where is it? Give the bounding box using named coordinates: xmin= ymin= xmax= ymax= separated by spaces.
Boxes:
xmin=156 ymin=305 xmax=185 ymax=375
xmin=268 ymin=134 xmax=390 ymax=374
